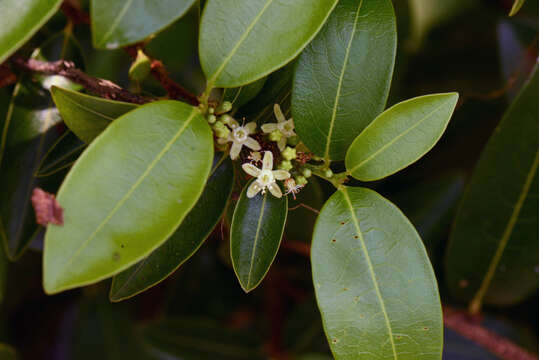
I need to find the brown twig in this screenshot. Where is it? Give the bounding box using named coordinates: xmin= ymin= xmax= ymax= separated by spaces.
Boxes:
xmin=11 ymin=57 xmax=152 ymax=104
xmin=444 ymin=306 xmax=539 ymax=360
xmin=0 ymin=64 xmax=17 ymax=88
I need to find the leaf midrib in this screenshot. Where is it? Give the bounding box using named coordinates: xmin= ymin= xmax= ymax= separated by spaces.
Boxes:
xmin=58 ymin=108 xmax=199 ymax=274
xmin=59 ymin=93 xmax=122 ymax=122
xmin=470 ymin=149 xmax=539 ymax=310
xmin=96 ymin=0 xmax=135 ymax=47
xmin=341 ymin=187 xmax=398 ymax=359
xmin=208 ymin=0 xmax=275 ymax=85
xmin=323 ymin=0 xmax=364 ymax=162
xmin=246 ymin=192 xmax=268 ymax=289
xmin=349 ymin=100 xmax=450 ymax=174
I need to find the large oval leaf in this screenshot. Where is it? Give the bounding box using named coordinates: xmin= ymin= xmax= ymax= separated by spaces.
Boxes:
xmin=0 ymin=0 xmax=62 ymax=63
xmin=312 ymin=186 xmax=443 ymax=359
xmin=199 ymin=0 xmax=338 ymax=88
xmin=43 ymin=101 xmax=213 ymax=294
xmin=230 ymin=181 xmax=288 ymax=292
xmin=91 ymin=0 xmax=197 ymax=49
xmin=109 ymin=154 xmax=234 ymax=302
xmin=445 ymin=62 xmax=539 ymax=311
xmin=346 ymin=93 xmax=459 ymax=182
xmin=292 ymin=0 xmax=397 ymax=161
xmin=51 ymin=86 xmax=137 ymax=143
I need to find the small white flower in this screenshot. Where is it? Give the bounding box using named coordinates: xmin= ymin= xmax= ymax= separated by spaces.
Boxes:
xmin=261 ymin=104 xmax=296 ymax=151
xmin=242 ymin=151 xmax=290 ymax=198
xmin=222 ymin=119 xmax=261 ymax=160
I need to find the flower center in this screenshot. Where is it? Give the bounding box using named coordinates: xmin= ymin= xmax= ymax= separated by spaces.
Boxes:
xmin=258 ymin=169 xmax=274 ymax=186
xmin=233 ymin=127 xmax=248 ymax=142
xmin=278 ymin=122 xmax=294 ymax=136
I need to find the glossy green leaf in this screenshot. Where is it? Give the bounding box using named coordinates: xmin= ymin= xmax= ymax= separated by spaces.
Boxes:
xmin=199 ymin=0 xmax=338 ymax=87
xmin=0 ymin=343 xmax=18 ymax=360
xmin=110 ymin=154 xmax=234 ymax=302
xmin=346 ymin=93 xmax=459 ymax=182
xmin=51 ymin=86 xmax=137 ymax=143
xmin=0 ymin=81 xmax=64 ymax=260
xmin=509 ymin=0 xmax=526 ymax=16
xmin=445 ymin=62 xmax=539 ymax=311
xmin=293 ymin=0 xmax=397 ymax=161
xmin=312 ymin=186 xmax=443 ymax=359
xmin=0 ymin=0 xmax=62 ymax=64
xmin=91 ymin=0 xmax=197 ymax=49
xmin=140 ymin=317 xmax=264 ymax=360
xmin=0 ymin=37 xmax=82 ymax=260
xmin=230 ymin=181 xmax=288 ymax=292
xmin=43 ymin=101 xmax=213 ymax=294
xmin=222 ymin=77 xmax=267 ymax=109
xmin=35 ymin=130 xmax=85 ymax=177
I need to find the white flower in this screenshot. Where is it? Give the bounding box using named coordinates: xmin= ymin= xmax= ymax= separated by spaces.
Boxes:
xmin=220 ymin=119 xmax=261 ymax=160
xmin=261 ymin=104 xmax=296 ymax=151
xmin=242 ymin=151 xmax=290 ymax=198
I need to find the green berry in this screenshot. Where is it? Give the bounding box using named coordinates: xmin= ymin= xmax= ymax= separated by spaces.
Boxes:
xmin=287 ymin=135 xmax=300 ymax=146
xmin=220 ymin=114 xmax=234 ymax=125
xmin=269 ymin=130 xmax=283 ymax=142
xmin=296 ymin=176 xmax=308 ymax=186
xmin=282 ymin=147 xmax=297 ymax=161
xmin=302 ymin=168 xmax=312 ymax=178
xmin=207 ymin=114 xmax=217 ymax=124
xmin=279 ymin=160 xmax=293 ymax=171
xmin=217 ymin=101 xmax=233 ymax=114
xmin=324 ymin=169 xmax=334 ymax=178
xmin=128 ymin=49 xmax=151 ymax=82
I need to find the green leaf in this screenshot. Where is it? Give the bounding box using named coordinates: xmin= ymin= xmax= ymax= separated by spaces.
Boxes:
xmin=43 ymin=101 xmax=213 ymax=294
xmin=312 ymin=186 xmax=443 ymax=359
xmin=230 ymin=181 xmax=288 ymax=292
xmin=0 ymin=343 xmax=18 ymax=360
xmin=0 ymin=37 xmax=82 ymax=260
xmin=91 ymin=0 xmax=197 ymax=49
xmin=35 ymin=130 xmax=86 ymax=178
xmin=199 ymin=0 xmax=338 ymax=87
xmin=109 ymin=154 xmax=234 ymax=302
xmin=222 ymin=77 xmax=267 ymax=109
xmin=0 ymin=81 xmax=64 ymax=260
xmin=292 ymin=0 xmax=397 ymax=161
xmin=0 ymin=0 xmax=62 ymax=64
xmin=140 ymin=317 xmax=264 ymax=360
xmin=445 ymin=62 xmax=539 ymax=312
xmin=346 ymin=93 xmax=459 ymax=182
xmin=51 ymin=86 xmax=137 ymax=143
xmin=509 ymin=0 xmax=526 ymax=16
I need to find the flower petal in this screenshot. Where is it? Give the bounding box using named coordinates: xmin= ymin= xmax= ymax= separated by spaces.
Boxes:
xmin=244 ymin=137 xmax=261 ymax=151
xmin=242 ymin=163 xmax=261 ymax=177
xmin=274 ymin=103 xmax=286 ymax=123
xmin=247 ymin=181 xmax=262 ymax=198
xmin=268 ymin=182 xmax=282 ymax=198
xmin=261 ymin=123 xmax=278 ymax=133
xmin=262 ymin=151 xmax=273 ymax=170
xmin=244 ymin=122 xmax=257 ymax=134
xmin=230 ymin=142 xmax=242 ymax=160
xmin=272 ymin=170 xmax=290 ymax=180
xmin=278 ymin=137 xmax=287 ymax=151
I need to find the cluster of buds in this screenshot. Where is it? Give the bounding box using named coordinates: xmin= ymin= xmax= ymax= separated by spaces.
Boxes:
xmin=206 ymin=101 xmax=314 ymax=198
